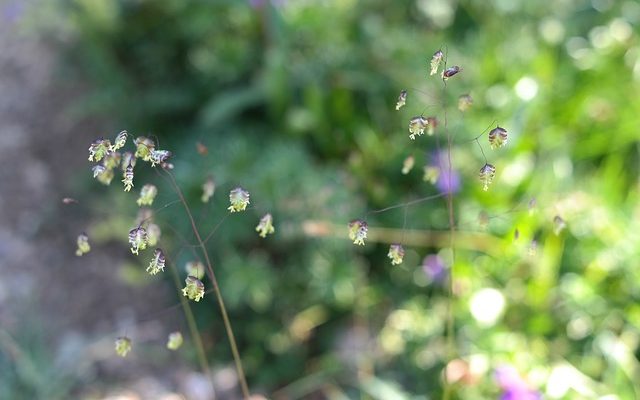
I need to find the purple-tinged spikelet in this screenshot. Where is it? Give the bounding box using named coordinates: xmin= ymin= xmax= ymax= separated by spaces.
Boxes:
xmin=387 ymin=244 xmax=405 ymax=265
xmin=348 ymin=219 xmax=368 ymax=245
xmin=479 ymin=163 xmax=496 ymax=191
xmin=111 ymin=130 xmax=128 ymax=152
xmin=88 ymin=138 xmax=111 ymax=162
xmin=128 ymin=227 xmax=148 ymax=255
xmin=92 ymin=165 xmax=106 ymax=178
xmin=122 ymin=163 xmax=134 ymax=192
xmin=92 ymin=165 xmax=114 ymax=185
xmin=146 ymin=248 xmax=166 ymax=275
xmin=182 ymin=276 xmax=205 ymax=302
xmin=488 ymin=126 xmax=508 ymax=149
xmin=150 ymin=149 xmax=172 ymax=167
xmin=395 ymin=90 xmax=407 ymax=110
xmin=430 ymin=50 xmax=444 ymax=76
xmin=408 ymin=116 xmax=429 ymax=140
xmin=228 ymin=187 xmax=250 ymax=212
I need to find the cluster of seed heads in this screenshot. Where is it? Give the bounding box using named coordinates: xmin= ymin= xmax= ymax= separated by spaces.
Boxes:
xmin=85 ymin=132 xmax=280 ymax=358
xmin=348 ymin=49 xmax=511 ymax=262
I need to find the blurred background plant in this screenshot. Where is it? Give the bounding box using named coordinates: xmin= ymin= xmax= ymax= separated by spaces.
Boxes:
xmin=2 ymin=0 xmax=640 ymax=398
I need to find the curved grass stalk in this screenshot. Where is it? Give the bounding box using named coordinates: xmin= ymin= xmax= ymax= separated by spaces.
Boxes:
xmin=164 ymin=170 xmax=251 ymax=399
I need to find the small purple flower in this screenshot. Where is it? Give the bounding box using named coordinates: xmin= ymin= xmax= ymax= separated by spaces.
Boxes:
xmin=422 ymin=254 xmax=447 ymax=283
xmin=430 ymin=152 xmax=461 ymax=194
xmin=495 ymin=366 xmax=542 ymax=400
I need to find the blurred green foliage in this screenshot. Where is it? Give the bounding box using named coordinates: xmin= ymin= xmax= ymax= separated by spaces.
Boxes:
xmin=46 ymin=0 xmax=640 ymax=398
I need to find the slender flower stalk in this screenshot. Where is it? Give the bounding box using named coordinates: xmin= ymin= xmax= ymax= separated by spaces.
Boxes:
xmin=163 ymin=170 xmax=251 ymax=399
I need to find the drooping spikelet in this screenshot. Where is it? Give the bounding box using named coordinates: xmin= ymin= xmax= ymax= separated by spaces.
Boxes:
xmin=146 ymin=248 xmax=166 ymax=275
xmin=430 ymin=50 xmax=444 ymax=76
xmin=182 ymin=276 xmax=205 ymax=302
xmin=479 ymin=163 xmax=496 ymax=191
xmin=256 ymin=213 xmax=275 ymax=238
xmin=408 ymin=116 xmax=429 ymax=140
xmin=111 ymin=130 xmax=128 ymax=152
xmin=128 ymin=227 xmax=148 ymax=255
xmin=228 ymin=187 xmax=250 ymax=212
xmin=395 ymin=90 xmax=407 ymax=110
xmin=488 ymin=126 xmax=508 ymax=149
xmin=122 ymin=163 xmax=134 ymax=192
xmin=387 ymin=244 xmax=405 ymax=265
xmin=348 ymin=219 xmax=368 ymax=245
